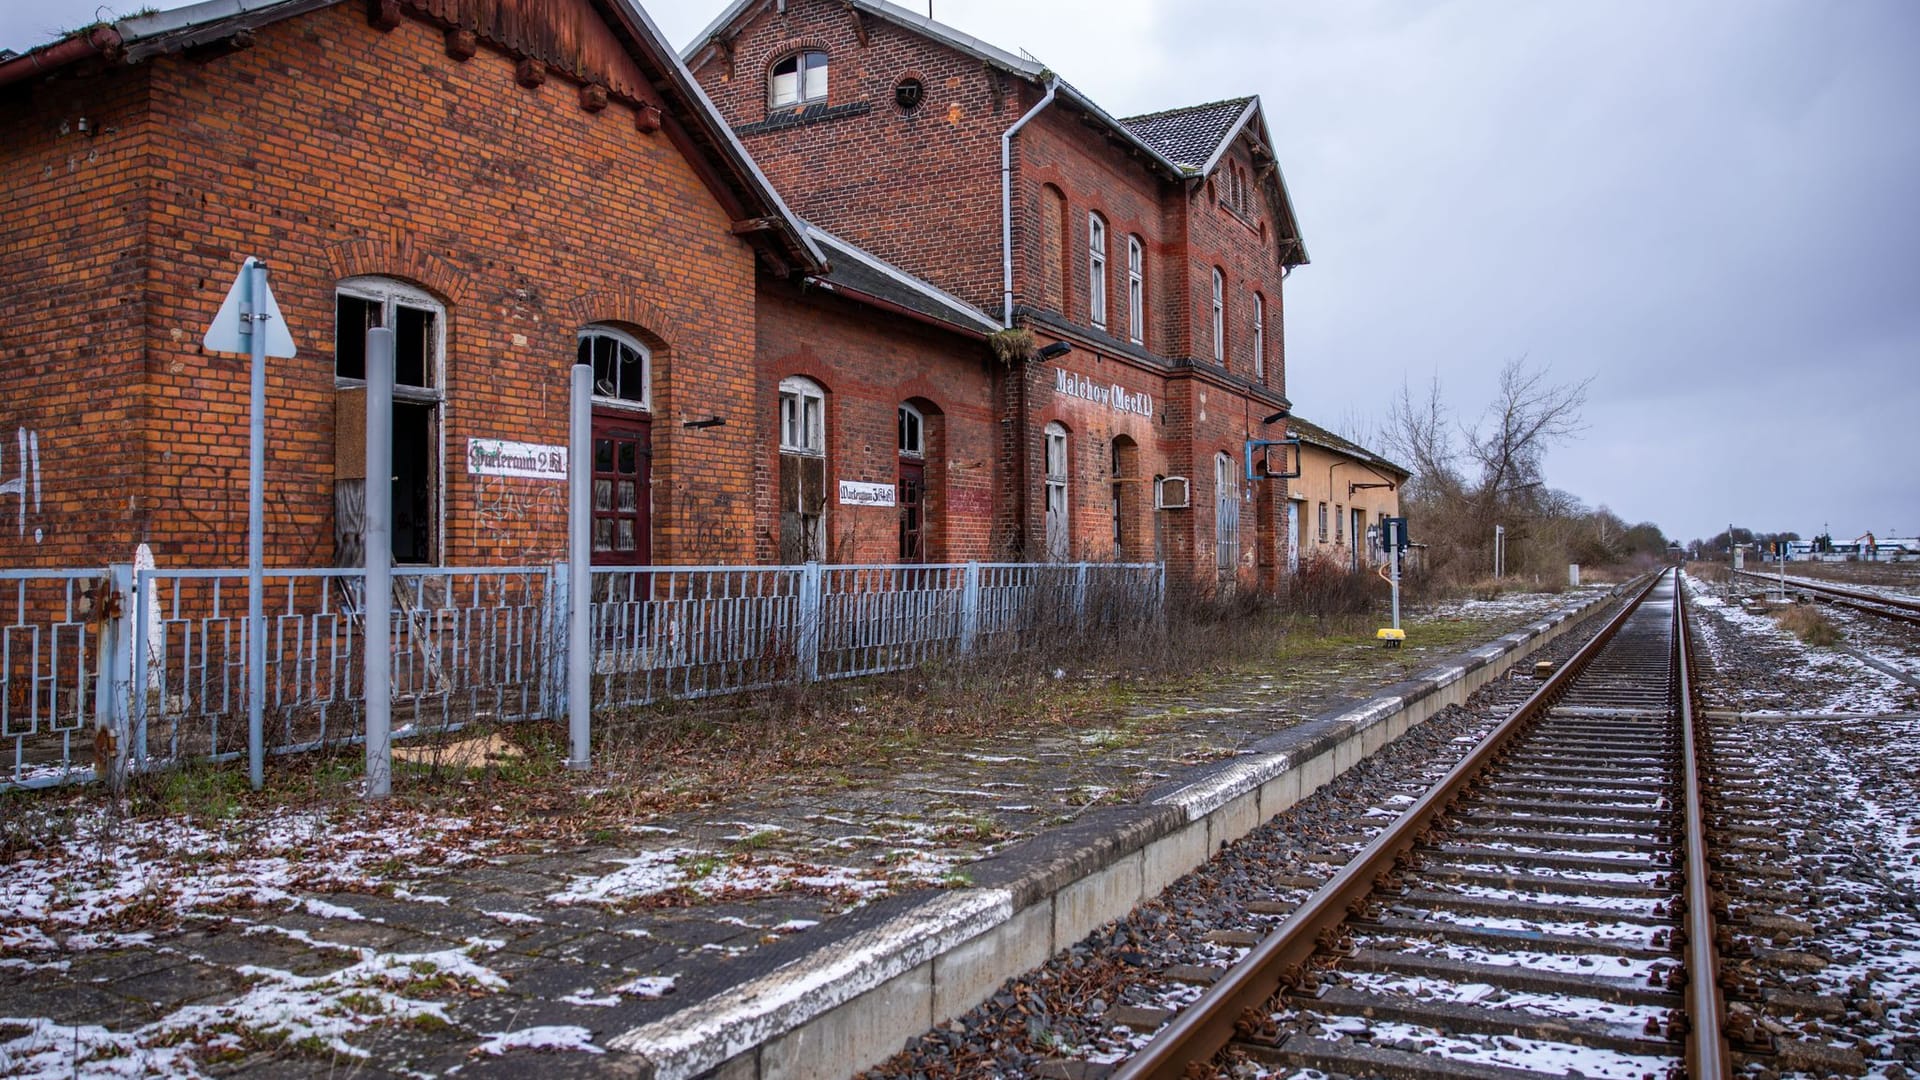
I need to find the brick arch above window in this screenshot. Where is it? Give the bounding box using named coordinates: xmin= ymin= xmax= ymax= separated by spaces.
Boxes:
xmin=561 ymin=291 xmax=685 ymax=355
xmin=326 ymin=237 xmax=469 ymax=307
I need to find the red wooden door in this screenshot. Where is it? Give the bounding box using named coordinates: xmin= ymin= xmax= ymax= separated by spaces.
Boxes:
xmin=898 ymin=460 xmax=926 ymax=563
xmin=592 ymin=412 xmax=651 ymax=566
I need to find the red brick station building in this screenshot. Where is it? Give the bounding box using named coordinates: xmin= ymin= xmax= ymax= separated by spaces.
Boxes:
xmin=0 ymin=0 xmax=1346 ymax=593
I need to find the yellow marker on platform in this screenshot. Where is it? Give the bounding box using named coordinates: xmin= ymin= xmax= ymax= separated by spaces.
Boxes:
xmin=1376 ymin=627 xmax=1405 ymax=648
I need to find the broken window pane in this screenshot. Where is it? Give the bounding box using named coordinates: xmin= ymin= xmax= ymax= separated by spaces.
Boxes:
xmin=335 ymin=294 xmax=381 ymax=379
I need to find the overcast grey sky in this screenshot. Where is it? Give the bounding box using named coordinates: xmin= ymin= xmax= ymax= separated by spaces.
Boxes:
xmin=7 ymin=0 xmax=1916 ymax=544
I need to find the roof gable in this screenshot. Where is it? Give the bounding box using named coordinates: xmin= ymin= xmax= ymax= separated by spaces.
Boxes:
xmin=1120 ymin=97 xmax=1254 ymax=171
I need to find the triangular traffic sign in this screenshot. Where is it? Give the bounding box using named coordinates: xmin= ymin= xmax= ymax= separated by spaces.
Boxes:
xmin=204 ymin=257 xmax=297 ymax=358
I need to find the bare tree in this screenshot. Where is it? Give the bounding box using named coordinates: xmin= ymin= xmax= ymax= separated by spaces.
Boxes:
xmin=1465 ymin=357 xmax=1591 ymax=500
xmin=1384 ymin=375 xmax=1461 ymax=500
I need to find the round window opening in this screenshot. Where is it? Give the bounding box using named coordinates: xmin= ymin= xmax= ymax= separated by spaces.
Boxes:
xmin=894 ymin=77 xmax=925 ymax=113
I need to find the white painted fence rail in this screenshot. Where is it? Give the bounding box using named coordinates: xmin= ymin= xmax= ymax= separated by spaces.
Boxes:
xmin=0 ymin=560 xmax=1163 ymax=789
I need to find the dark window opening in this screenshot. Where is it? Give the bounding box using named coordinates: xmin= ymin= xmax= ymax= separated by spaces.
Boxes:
xmin=392 ymin=402 xmax=435 ymax=565
xmin=335 ymin=294 xmax=379 ymax=379
xmin=894 ymin=77 xmax=924 ymax=113
xmin=579 ymin=332 xmax=647 ymax=405
xmin=395 ymin=304 xmax=434 ymax=387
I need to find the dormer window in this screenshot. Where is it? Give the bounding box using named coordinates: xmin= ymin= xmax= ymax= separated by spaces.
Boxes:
xmin=770 ymin=51 xmax=828 ymax=108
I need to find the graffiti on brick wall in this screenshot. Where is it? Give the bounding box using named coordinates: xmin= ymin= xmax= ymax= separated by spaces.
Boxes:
xmin=0 ymin=428 xmax=43 ymax=544
xmin=686 ymin=491 xmax=744 ymax=563
xmin=470 ymin=475 xmax=566 ymax=560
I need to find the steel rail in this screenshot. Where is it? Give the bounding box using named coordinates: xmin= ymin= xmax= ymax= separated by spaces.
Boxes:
xmin=1112 ymin=569 xmax=1668 ymax=1080
xmin=1677 ymin=573 xmax=1732 ymax=1076
xmin=1732 ymin=569 xmax=1920 ymax=626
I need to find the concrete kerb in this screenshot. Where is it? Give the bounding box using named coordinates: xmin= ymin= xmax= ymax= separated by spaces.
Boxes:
xmin=607 ymin=585 xmax=1627 ymax=1079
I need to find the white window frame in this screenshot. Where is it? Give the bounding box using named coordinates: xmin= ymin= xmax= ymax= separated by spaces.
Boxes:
xmin=1210 ymin=268 xmax=1225 ymax=364
xmin=1087 ymin=213 xmax=1107 ymax=330
xmin=578 ymin=325 xmax=651 ymax=412
xmin=770 ymin=50 xmax=828 ymax=108
xmin=1126 ymin=235 xmax=1144 ymax=345
xmin=1251 ymin=293 xmax=1265 ymax=382
xmin=335 ymin=276 xmax=445 ymax=398
xmin=898 ymin=402 xmax=924 ymax=458
xmin=1215 ymin=451 xmax=1240 ymax=571
xmin=1044 ymin=422 xmax=1070 ymax=562
xmin=335 ymin=276 xmax=446 ymax=565
xmin=779 ymin=375 xmax=826 ymax=455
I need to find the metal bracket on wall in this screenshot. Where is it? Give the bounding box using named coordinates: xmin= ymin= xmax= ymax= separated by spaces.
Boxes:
xmin=1244 ymin=437 xmax=1302 ymax=481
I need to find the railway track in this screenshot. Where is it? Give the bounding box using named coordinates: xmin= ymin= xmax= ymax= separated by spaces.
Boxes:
xmin=1114 ymin=569 xmax=1734 ymax=1079
xmin=1731 ymin=568 xmax=1920 ymax=627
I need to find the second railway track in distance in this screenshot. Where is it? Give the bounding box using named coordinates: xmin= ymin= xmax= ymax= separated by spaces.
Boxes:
xmin=1730 ymin=568 xmax=1920 ymax=627
xmin=1115 ymin=569 xmax=1741 ymax=1080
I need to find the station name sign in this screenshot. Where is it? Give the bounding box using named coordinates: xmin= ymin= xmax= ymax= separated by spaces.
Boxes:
xmin=1055 ymin=369 xmax=1153 ymax=418
xmin=838 ymin=480 xmax=897 ymax=507
xmin=467 ymin=438 xmax=566 ymax=480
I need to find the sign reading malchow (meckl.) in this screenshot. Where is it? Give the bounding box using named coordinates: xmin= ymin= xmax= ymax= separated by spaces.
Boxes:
xmin=1055 ymin=368 xmax=1153 ymax=417
xmin=467 ymin=438 xmax=567 ymax=480
xmin=838 ymin=480 xmax=897 ymax=507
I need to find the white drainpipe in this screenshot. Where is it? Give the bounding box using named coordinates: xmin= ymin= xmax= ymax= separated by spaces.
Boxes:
xmin=1001 ymin=78 xmax=1059 ymax=329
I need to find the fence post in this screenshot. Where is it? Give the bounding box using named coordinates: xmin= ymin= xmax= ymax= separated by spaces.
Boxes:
xmin=94 ymin=564 xmax=132 ymax=789
xmin=1073 ymin=562 xmax=1088 ymax=622
xmin=364 ymin=326 xmax=395 ymax=799
xmin=544 ymin=563 xmax=566 ymax=719
xmin=1156 ymin=562 xmax=1168 ymax=624
xmin=959 ymin=561 xmax=980 ymax=654
xmin=797 ymin=562 xmax=823 ymax=682
xmin=566 ymin=363 xmax=592 ymax=769
xmin=130 ymin=565 xmax=149 ymax=767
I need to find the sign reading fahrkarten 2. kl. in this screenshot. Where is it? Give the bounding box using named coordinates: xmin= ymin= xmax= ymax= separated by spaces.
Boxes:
xmin=1055 ymin=369 xmax=1153 ymax=418
xmin=467 ymin=438 xmax=567 ymax=480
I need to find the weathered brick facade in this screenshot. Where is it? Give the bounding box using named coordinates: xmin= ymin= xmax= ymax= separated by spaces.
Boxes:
xmin=0 ymin=0 xmax=810 ymax=570
xmin=690 ymin=0 xmax=1310 ymax=591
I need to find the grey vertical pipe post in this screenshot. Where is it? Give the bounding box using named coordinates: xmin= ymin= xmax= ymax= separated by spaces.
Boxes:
xmin=246 ymin=259 xmax=269 ymax=790
xmin=364 ymin=327 xmax=395 ymax=798
xmin=566 ymin=363 xmax=592 ymax=770
xmin=1390 ymin=535 xmax=1402 ymax=632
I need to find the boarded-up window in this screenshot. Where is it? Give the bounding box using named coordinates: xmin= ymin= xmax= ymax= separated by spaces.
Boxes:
xmin=1040 ymin=185 xmax=1067 ymax=314
xmin=779 ymin=376 xmax=826 ymax=562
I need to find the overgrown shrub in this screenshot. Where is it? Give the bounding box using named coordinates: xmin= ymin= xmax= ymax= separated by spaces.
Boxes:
xmin=1775 ymin=604 xmax=1842 ymax=646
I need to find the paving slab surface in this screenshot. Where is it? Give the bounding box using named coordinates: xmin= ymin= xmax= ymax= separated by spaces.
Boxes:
xmin=0 ymin=590 xmax=1604 ymax=1077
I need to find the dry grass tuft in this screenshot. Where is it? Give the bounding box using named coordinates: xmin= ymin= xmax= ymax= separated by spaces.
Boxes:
xmin=1775 ymin=604 xmax=1842 ymax=647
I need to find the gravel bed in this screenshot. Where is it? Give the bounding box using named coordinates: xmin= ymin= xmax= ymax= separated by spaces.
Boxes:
xmin=859 ymin=599 xmax=1629 ymax=1079
xmin=1687 ymin=573 xmax=1920 ymax=1078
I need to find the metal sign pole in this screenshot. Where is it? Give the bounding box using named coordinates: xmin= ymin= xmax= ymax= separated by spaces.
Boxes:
xmin=364 ymin=328 xmax=394 ymax=798
xmin=1390 ymin=534 xmax=1402 ymax=632
xmin=567 ymin=363 xmax=592 ymax=770
xmin=245 ymin=259 xmax=268 ymax=791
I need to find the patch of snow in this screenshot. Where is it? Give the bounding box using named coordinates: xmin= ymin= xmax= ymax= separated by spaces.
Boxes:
xmin=473 ymin=1025 xmax=605 ymax=1056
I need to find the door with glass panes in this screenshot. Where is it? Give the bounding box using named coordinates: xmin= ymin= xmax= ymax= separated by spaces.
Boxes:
xmin=591 ymin=413 xmax=651 ymax=565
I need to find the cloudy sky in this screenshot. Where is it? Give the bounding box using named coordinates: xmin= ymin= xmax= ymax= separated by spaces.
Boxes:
xmin=7 ymin=0 xmax=1916 ymax=544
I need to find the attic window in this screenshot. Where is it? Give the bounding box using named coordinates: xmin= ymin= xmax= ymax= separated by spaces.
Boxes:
xmin=771 ymin=51 xmax=828 ymax=108
xmin=894 ymin=77 xmax=924 ymax=113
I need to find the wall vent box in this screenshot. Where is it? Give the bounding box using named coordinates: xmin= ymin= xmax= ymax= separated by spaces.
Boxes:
xmin=1155 ymin=476 xmax=1190 ymax=509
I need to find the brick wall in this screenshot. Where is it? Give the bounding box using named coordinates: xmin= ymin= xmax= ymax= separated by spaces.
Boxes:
xmin=2 ymin=0 xmax=765 ymax=568
xmin=755 ymin=276 xmax=998 ymax=563
xmin=0 ymin=71 xmax=154 ymax=567
xmin=691 ymin=3 xmax=1018 ymax=314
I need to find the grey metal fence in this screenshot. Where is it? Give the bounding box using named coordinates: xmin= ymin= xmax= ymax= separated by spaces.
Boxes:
xmin=0 ymin=559 xmax=1163 ymax=789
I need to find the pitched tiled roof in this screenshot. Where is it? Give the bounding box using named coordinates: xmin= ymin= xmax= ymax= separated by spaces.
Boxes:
xmin=1120 ymin=97 xmax=1254 ymax=170
xmin=1286 ymin=415 xmax=1411 ymax=479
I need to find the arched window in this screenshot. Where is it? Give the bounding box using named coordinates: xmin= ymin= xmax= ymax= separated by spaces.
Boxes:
xmin=898 ymin=403 xmax=927 ymax=562
xmin=1087 ymin=212 xmax=1108 ymax=330
xmin=335 ymin=276 xmax=445 ymax=565
xmin=779 ymin=375 xmax=825 ymax=454
xmin=1040 ymin=185 xmax=1068 ymax=312
xmin=578 ymin=325 xmax=650 ymax=410
xmin=770 ymin=50 xmax=828 ymax=108
xmin=1210 ymin=268 xmax=1225 ymax=364
xmin=1251 ymin=293 xmax=1265 ymax=382
xmin=1126 ymin=235 xmax=1144 ymax=345
xmin=1215 ymin=451 xmax=1240 ymax=572
xmin=1044 ymin=422 xmax=1070 ymax=562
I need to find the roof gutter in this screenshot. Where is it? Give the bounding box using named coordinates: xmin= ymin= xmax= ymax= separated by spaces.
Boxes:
xmin=1001 ymin=77 xmax=1058 ymax=330
xmin=0 ymin=25 xmax=122 ymax=89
